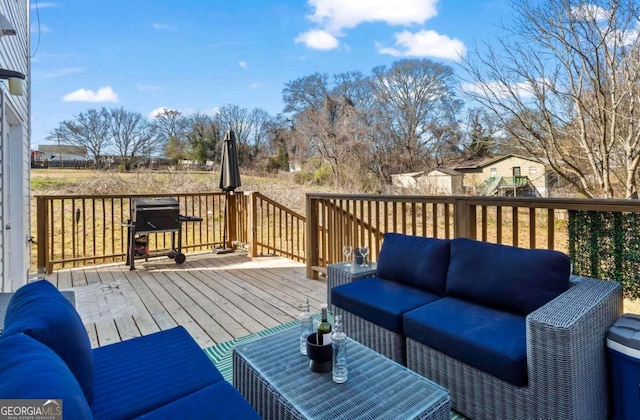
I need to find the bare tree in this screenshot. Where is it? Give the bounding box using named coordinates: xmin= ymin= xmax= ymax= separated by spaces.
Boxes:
xmin=370 ymin=58 xmax=462 ymax=176
xmin=216 ymin=104 xmax=252 ymax=164
xmin=185 ymin=113 xmax=219 ymax=163
xmin=293 ymin=94 xmax=366 ymax=187
xmin=110 ymin=108 xmax=158 ymax=170
xmin=461 ymin=108 xmax=501 ymax=159
xmin=464 ymin=0 xmax=640 ymax=198
xmin=282 ymin=73 xmax=329 ymax=114
xmin=153 ymin=109 xmax=189 ymax=162
xmin=47 ymin=107 xmax=111 ymax=166
xmin=247 ymin=108 xmax=273 ymax=161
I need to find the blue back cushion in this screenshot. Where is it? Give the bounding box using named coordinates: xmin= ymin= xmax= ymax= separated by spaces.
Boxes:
xmin=2 ymin=280 xmax=94 ymax=404
xmin=0 ymin=333 xmax=93 ymax=419
xmin=376 ymin=233 xmax=450 ymax=295
xmin=447 ymin=238 xmax=570 ymax=315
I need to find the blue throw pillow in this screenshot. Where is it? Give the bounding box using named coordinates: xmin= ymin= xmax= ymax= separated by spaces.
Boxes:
xmin=376 ymin=233 xmax=450 ymax=295
xmin=0 ymin=333 xmax=93 ymax=419
xmin=446 ymin=238 xmax=570 ymax=315
xmin=2 ymin=280 xmax=94 ymax=404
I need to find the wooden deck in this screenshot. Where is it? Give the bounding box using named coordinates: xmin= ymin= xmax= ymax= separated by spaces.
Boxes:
xmin=41 ymin=251 xmax=327 ymax=349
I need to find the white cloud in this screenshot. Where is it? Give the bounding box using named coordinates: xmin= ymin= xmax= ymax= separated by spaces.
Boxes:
xmin=461 ymin=81 xmax=536 ymax=100
xmin=152 ymin=23 xmax=176 ymax=31
xmin=32 ymin=24 xmax=51 ymax=33
xmin=239 ymin=61 xmax=248 ymax=69
xmin=137 ymin=83 xmax=161 ymax=92
xmin=41 ymin=67 xmax=85 ymax=78
xmin=571 ymin=5 xmax=610 ymax=21
xmin=182 ymin=107 xmax=219 ymax=116
xmin=307 ymin=0 xmax=437 ymax=33
xmin=295 ymin=29 xmax=339 ymax=50
xmin=148 ymin=107 xmax=177 ymax=119
xmin=31 ymin=2 xmax=56 ymax=9
xmin=63 ymin=86 xmax=118 ymax=103
xmin=249 ymin=82 xmax=263 ymax=89
xmin=377 ymin=30 xmax=466 ymax=61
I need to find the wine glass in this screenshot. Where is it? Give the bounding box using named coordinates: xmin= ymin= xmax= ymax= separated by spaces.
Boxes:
xmin=342 ymin=245 xmax=353 ymax=267
xmin=360 ymin=246 xmax=369 ymax=267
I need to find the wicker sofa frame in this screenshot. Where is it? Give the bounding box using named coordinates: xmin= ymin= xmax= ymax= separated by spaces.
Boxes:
xmin=335 ymin=275 xmax=622 ymax=420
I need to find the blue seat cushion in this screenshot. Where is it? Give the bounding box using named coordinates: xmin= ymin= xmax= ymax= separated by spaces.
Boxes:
xmin=90 ymin=326 xmax=224 ymax=420
xmin=0 ymin=333 xmax=93 ymax=419
xmin=133 ymin=381 xmax=261 ymax=419
xmin=332 ymin=277 xmax=442 ymax=334
xmin=2 ymin=280 xmax=95 ymax=404
xmin=404 ymin=297 xmax=528 ymax=386
xmin=376 ymin=233 xmax=450 ymax=295
xmin=447 ymin=238 xmax=570 ymax=315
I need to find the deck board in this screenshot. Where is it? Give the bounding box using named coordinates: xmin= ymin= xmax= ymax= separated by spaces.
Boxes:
xmin=42 ymin=252 xmax=327 ymax=349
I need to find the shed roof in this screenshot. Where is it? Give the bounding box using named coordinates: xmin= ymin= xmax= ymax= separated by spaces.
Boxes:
xmin=451 ymin=154 xmax=541 ymax=170
xmin=429 ymin=168 xmax=463 ymax=176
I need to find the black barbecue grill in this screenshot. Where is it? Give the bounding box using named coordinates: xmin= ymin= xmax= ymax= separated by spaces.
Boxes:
xmin=124 ymin=198 xmax=202 ymax=270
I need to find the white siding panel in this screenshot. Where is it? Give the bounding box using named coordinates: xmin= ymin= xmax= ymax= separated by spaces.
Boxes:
xmin=0 ymin=0 xmax=29 ymax=291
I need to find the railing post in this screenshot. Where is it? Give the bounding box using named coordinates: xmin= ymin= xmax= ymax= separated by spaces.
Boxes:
xmin=306 ymin=194 xmax=319 ymax=279
xmin=36 ymin=196 xmax=50 ymax=274
xmin=247 ymin=192 xmax=258 ymax=257
xmin=454 ymin=198 xmax=477 ymax=240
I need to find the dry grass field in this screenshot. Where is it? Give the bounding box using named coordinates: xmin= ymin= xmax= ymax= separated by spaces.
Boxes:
xmin=30 ymin=168 xmax=329 ymax=213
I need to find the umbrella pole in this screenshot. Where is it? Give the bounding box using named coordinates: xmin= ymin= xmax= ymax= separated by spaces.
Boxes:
xmin=215 ymin=191 xmax=233 ymax=254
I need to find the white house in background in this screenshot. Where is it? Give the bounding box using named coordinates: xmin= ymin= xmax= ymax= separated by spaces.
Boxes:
xmin=451 ymin=154 xmax=548 ymax=197
xmin=391 ymin=168 xmax=464 ymax=195
xmin=0 ymin=1 xmax=30 ymax=291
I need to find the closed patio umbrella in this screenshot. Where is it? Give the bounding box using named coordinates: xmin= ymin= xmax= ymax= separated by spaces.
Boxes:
xmin=219 ymin=130 xmax=242 ymax=192
xmin=216 ymin=130 xmax=242 ymax=253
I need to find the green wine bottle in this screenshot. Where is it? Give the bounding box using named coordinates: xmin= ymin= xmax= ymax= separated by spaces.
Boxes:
xmin=317 ymin=303 xmax=332 ymax=345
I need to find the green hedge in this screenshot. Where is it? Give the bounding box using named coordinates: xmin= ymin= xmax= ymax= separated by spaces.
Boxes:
xmin=568 ymin=210 xmax=640 ymax=299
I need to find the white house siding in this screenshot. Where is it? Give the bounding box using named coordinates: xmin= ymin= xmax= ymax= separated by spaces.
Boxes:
xmin=0 ymin=0 xmax=29 ymax=291
xmin=391 ymin=172 xmax=423 ymax=189
xmin=424 ymin=170 xmax=463 ymax=195
xmin=481 ymin=156 xmax=547 ymax=197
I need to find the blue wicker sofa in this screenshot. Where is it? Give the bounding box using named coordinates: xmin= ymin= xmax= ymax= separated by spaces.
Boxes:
xmin=331 ymin=233 xmax=623 ymax=420
xmin=0 ymin=280 xmax=259 ymax=420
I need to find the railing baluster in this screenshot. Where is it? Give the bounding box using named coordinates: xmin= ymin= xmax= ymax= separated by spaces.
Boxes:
xmin=529 ymin=208 xmax=536 ymax=249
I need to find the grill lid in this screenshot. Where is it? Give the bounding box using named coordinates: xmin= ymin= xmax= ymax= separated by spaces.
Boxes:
xmin=132 ymin=197 xmax=179 ymax=210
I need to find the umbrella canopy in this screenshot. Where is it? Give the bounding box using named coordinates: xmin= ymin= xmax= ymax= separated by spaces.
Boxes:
xmin=219 ymin=130 xmax=242 ymax=192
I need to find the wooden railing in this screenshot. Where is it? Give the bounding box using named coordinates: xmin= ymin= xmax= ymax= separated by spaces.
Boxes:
xmin=34 ymin=192 xmax=236 ymax=273
xmin=305 ymin=193 xmax=640 ymax=278
xmin=35 ymin=190 xmax=640 ymax=283
xmin=33 ymin=191 xmax=304 ymax=274
xmin=245 ymin=192 xmax=306 ymax=261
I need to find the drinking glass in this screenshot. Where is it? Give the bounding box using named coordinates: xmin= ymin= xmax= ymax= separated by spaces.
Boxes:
xmin=360 ymin=246 xmax=369 ymax=267
xmin=343 ymin=245 xmax=353 ymax=267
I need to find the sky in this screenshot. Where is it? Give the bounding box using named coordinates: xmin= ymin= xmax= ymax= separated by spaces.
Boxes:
xmin=29 ymin=0 xmax=512 ymax=147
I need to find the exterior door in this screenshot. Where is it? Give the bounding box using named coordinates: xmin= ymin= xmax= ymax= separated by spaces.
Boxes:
xmin=512 ymin=167 xmax=521 ymax=177
xmin=2 ymin=98 xmax=28 ymax=291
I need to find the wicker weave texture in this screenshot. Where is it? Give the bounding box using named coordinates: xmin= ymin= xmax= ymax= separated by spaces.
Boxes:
xmin=326 ymin=263 xmax=376 ymax=311
xmin=334 ymin=307 xmax=406 ymax=365
xmin=233 ymin=326 xmax=450 ymax=420
xmin=406 ymin=277 xmax=622 ymax=420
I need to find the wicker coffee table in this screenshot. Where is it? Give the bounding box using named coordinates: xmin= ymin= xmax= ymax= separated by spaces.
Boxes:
xmin=233 ymin=325 xmax=450 ymax=420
